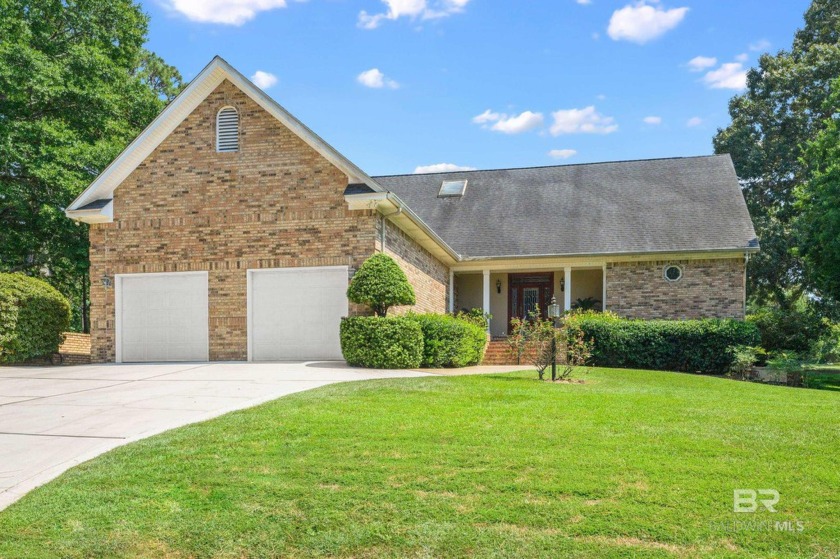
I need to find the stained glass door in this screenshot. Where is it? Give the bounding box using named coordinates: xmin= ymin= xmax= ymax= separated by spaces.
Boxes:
xmin=522 ymin=287 xmax=540 ymax=318
xmin=507 ymin=273 xmax=554 ymax=333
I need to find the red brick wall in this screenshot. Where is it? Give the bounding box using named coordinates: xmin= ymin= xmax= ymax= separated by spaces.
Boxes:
xmin=605 ymin=258 xmax=746 ymax=319
xmin=59 ymin=333 xmax=91 ymax=365
xmin=379 ymin=218 xmax=449 ymax=315
xmin=89 ymin=79 xmax=377 ymax=362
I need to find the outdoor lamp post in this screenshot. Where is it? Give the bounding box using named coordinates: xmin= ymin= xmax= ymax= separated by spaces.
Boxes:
xmin=547 ymin=295 xmax=561 ymax=381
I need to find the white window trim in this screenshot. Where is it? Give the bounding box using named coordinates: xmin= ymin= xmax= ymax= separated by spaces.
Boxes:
xmin=663 ymin=264 xmax=683 ymax=283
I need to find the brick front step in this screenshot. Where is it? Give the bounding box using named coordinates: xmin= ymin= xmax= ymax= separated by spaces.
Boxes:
xmin=482 ymin=339 xmax=529 ymax=366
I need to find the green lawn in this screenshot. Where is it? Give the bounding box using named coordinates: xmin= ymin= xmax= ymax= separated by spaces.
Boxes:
xmin=1 ymin=369 xmax=838 ymax=558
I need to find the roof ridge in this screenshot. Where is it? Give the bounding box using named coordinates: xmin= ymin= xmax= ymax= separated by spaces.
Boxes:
xmin=372 ymin=154 xmax=727 ymax=179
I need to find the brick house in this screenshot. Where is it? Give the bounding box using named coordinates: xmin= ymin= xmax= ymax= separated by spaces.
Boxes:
xmin=66 ymin=57 xmax=758 ymax=363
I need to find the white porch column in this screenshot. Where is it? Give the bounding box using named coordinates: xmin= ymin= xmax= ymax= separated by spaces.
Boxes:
xmin=482 ymin=269 xmax=491 ymax=332
xmin=564 ymin=266 xmax=572 ymax=312
xmin=448 ymin=270 xmax=455 ymax=313
xmin=602 ymin=264 xmax=607 ymax=312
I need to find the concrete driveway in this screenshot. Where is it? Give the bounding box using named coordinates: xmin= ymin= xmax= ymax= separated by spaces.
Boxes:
xmin=0 ymin=362 xmax=429 ymax=511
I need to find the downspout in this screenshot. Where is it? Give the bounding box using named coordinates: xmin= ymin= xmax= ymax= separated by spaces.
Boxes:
xmin=378 ymin=206 xmax=403 ymax=253
xmin=744 ymin=252 xmax=750 ymax=318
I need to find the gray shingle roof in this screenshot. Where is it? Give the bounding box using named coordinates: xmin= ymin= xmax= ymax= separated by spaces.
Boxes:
xmin=372 ymin=155 xmax=757 ymax=259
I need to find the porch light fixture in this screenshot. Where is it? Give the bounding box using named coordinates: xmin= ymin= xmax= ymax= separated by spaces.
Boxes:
xmin=496 ymin=279 xmax=502 ymax=294
xmin=100 ymin=274 xmax=112 ymax=289
xmin=547 ymin=295 xmax=561 ymax=321
xmin=559 ymin=277 xmax=565 ymax=292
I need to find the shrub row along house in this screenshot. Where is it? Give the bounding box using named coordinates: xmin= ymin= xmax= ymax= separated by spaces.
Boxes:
xmin=66 ymin=57 xmax=759 ymax=363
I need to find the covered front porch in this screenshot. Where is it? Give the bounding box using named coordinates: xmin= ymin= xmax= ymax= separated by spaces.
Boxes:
xmin=450 ymin=266 xmax=605 ymax=338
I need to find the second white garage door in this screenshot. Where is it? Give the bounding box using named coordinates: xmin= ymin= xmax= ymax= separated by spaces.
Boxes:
xmin=248 ymin=266 xmax=349 ymax=361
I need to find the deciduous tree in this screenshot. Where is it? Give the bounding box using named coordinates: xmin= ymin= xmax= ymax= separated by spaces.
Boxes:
xmin=713 ymin=0 xmax=840 ymax=308
xmin=0 ymin=0 xmax=182 ymax=331
xmin=795 ymin=78 xmax=840 ymax=302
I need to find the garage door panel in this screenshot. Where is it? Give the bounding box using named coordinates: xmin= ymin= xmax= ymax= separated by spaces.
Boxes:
xmin=249 ymin=267 xmax=347 ymax=361
xmin=118 ymin=273 xmax=209 ymax=363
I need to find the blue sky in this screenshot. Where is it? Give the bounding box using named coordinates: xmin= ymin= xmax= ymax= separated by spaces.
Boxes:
xmin=142 ymin=0 xmax=812 ymax=175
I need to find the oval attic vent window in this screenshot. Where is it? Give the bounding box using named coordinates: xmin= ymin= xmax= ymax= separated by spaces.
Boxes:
xmin=663 ymin=264 xmax=683 ymax=282
xmin=216 ymin=106 xmax=239 ymax=153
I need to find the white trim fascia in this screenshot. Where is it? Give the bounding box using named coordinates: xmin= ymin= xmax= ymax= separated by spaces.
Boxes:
xmin=451 ymin=250 xmax=752 ymax=273
xmin=458 ymin=247 xmax=758 ymax=263
xmin=245 ymin=265 xmax=349 ymax=363
xmin=114 ymin=270 xmax=209 ymax=364
xmin=65 ymin=200 xmax=114 ymax=224
xmin=68 ymin=56 xmax=383 ymax=213
xmin=345 ymin=191 xmax=461 ymax=264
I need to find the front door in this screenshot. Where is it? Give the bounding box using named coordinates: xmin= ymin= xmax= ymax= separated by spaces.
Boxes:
xmin=508 ymin=272 xmax=554 ymax=333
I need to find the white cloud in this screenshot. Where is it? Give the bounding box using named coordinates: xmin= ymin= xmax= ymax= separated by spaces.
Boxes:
xmin=703 ymin=62 xmax=747 ymax=90
xmin=357 ymin=68 xmax=399 ymax=89
xmin=414 ymin=163 xmax=476 ymax=174
xmin=492 ymin=111 xmax=544 ymax=134
xmin=550 ymin=106 xmax=618 ymax=135
xmin=643 ymin=116 xmax=662 ymax=125
xmin=735 ymin=52 xmax=749 ymax=62
xmin=686 ymin=116 xmax=703 ymax=127
xmin=358 ymin=0 xmax=470 ymax=29
xmin=162 ymin=0 xmax=288 ymax=25
xmin=607 ymin=1 xmax=689 ymax=44
xmin=687 ymin=55 xmax=717 ymax=72
xmin=576 ymin=0 xmax=592 ymax=4
xmin=548 ymin=149 xmax=577 ymax=159
xmin=472 ymin=109 xmax=544 ymax=134
xmin=250 ymin=70 xmax=278 ymax=89
xmin=472 ymin=109 xmax=501 ymax=124
xmin=749 ymin=39 xmax=771 ymax=52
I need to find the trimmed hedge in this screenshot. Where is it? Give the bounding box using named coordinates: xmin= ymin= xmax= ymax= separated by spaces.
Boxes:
xmin=340 ymin=316 xmax=423 ymax=369
xmin=407 ymin=313 xmax=487 ymax=368
xmin=565 ymin=312 xmax=760 ymax=374
xmin=0 ymin=273 xmax=71 ymax=363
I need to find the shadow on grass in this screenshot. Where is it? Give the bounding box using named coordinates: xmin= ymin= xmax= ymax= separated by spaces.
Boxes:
xmin=805 ymin=373 xmax=840 ymax=392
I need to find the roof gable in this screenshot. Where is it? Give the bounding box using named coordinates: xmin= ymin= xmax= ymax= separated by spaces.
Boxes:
xmin=67 ymin=56 xmax=383 ymax=213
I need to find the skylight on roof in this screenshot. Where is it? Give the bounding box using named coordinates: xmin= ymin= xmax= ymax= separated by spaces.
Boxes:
xmin=439 ymin=179 xmax=467 ymax=197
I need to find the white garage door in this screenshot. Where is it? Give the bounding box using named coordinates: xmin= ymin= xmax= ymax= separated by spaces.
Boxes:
xmin=117 ymin=272 xmax=209 ymax=363
xmin=248 ymin=266 xmax=348 ymax=361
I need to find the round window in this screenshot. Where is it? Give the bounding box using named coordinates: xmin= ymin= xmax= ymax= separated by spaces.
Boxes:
xmin=664 ymin=264 xmax=683 ymax=282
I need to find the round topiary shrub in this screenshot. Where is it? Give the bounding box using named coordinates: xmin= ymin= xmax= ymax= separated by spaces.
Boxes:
xmin=347 ymin=253 xmax=415 ymax=316
xmin=0 ymin=273 xmax=71 ymax=363
xmin=340 ymin=316 xmax=423 ymax=369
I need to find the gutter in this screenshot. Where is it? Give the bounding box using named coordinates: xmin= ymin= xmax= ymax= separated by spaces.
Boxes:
xmin=457 ymin=245 xmax=760 ymax=262
xmin=344 ymin=191 xmax=461 ymax=262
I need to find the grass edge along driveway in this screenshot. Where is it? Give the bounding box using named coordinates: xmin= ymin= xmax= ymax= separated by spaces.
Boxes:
xmin=1 ymin=368 xmax=838 ymax=559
